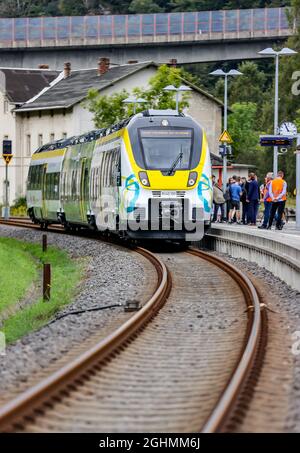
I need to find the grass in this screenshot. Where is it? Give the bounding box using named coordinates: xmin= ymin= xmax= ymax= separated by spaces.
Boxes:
xmin=0 ymin=237 xmax=83 ymax=344
xmin=0 ymin=238 xmax=37 ymax=313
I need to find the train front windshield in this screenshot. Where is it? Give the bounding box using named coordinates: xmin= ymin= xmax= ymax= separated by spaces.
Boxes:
xmin=139 ymin=128 xmax=193 ymax=171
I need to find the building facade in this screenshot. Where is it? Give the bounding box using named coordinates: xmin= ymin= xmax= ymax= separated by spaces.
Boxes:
xmin=0 ymin=68 xmax=58 ymax=205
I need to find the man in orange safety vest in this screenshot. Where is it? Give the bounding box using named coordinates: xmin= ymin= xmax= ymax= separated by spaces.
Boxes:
xmin=267 ymin=170 xmax=287 ymax=230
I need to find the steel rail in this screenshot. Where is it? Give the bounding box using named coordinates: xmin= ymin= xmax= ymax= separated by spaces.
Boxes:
xmin=0 ymin=245 xmax=171 ymax=432
xmin=187 ymin=248 xmax=262 ymax=433
xmin=0 ymin=219 xmax=264 ymax=433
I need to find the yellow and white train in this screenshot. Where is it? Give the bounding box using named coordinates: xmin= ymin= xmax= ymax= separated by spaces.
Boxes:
xmin=27 ymin=110 xmax=212 ymax=241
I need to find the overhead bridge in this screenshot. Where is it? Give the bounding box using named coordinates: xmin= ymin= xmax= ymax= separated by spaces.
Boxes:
xmin=0 ymin=7 xmax=293 ymax=69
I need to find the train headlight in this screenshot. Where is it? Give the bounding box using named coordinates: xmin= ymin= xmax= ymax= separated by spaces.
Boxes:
xmin=187 ymin=172 xmax=198 ymax=187
xmin=139 ymin=171 xmax=150 ymax=187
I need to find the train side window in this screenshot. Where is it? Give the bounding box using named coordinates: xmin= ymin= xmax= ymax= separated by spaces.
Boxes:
xmin=106 ymin=151 xmax=112 ymax=187
xmin=50 ymin=173 xmax=54 ymax=199
xmin=53 ymin=172 xmax=59 ymax=200
xmin=64 ymin=172 xmax=67 ymax=199
xmin=112 ymin=148 xmax=121 ymax=186
xmin=36 ymin=165 xmax=43 ymax=190
xmin=33 ymin=166 xmax=38 ymax=190
xmin=92 ymin=168 xmax=96 ymax=201
xmin=60 ymin=172 xmax=65 ymax=200
xmin=105 ymin=152 xmax=110 ymax=187
xmin=67 ymin=171 xmax=71 ymax=199
xmin=29 ymin=166 xmax=34 ymax=190
xmin=83 ymin=166 xmax=89 ymax=202
xmin=90 ymin=168 xmax=94 ymax=201
xmin=28 ymin=166 xmax=34 ymax=190
xmin=71 ymin=170 xmax=76 ymax=201
xmin=100 ymin=153 xmax=104 ymax=189
xmin=97 ymin=153 xmax=103 ymax=198
xmin=106 ymin=151 xmax=113 ymax=187
xmin=75 ymin=169 xmax=78 ymax=201
xmin=45 ymin=173 xmax=49 ymax=199
xmin=27 ymin=166 xmax=32 ymax=190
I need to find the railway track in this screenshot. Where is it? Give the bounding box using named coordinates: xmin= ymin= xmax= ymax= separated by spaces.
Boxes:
xmin=0 ymin=218 xmax=267 ymax=432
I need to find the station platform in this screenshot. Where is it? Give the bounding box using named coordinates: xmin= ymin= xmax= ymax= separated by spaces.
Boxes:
xmin=201 ymin=222 xmax=300 ymax=291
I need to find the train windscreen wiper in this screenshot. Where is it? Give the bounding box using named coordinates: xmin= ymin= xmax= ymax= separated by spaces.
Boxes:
xmin=167 ymin=149 xmax=183 ymax=176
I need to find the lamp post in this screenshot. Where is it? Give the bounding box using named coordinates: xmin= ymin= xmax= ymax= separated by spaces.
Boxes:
xmin=258 ymin=47 xmax=297 ymax=176
xmin=163 ymin=85 xmax=192 ymax=112
xmin=210 ymin=69 xmax=243 ymax=193
xmin=123 ymin=96 xmax=147 ymax=114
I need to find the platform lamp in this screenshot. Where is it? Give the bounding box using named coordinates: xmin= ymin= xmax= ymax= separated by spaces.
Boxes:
xmin=258 ymin=47 xmax=297 ymax=176
xmin=163 ymin=85 xmax=192 ymax=112
xmin=123 ymin=96 xmax=147 ymax=114
xmin=210 ymin=69 xmax=243 ymax=193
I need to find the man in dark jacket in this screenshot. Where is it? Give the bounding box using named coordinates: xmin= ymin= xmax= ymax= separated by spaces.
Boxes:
xmin=246 ymin=173 xmax=259 ymax=226
xmin=240 ymin=177 xmax=248 ymax=225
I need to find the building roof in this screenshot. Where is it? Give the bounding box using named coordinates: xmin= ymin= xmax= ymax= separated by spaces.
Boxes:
xmin=16 ymin=61 xmax=225 ymax=113
xmin=16 ymin=62 xmax=156 ymax=112
xmin=0 ymin=68 xmax=59 ymax=104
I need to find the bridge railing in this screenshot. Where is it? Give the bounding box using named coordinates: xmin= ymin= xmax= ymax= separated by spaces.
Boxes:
xmin=0 ymin=7 xmax=291 ymax=48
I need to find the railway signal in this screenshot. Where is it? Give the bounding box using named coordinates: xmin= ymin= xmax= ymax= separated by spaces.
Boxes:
xmin=2 ymin=140 xmax=12 ymax=220
xmin=219 ymin=144 xmax=232 ymax=157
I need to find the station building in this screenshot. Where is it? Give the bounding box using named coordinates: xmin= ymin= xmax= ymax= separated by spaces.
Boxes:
xmin=1 ymin=59 xmax=224 ymax=204
xmin=0 ymin=67 xmax=58 ymax=205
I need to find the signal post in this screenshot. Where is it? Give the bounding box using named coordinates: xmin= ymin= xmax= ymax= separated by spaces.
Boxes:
xmin=2 ymin=140 xmax=13 ymax=220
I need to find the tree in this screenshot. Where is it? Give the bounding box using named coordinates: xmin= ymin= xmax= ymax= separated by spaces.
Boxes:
xmin=84 ymin=65 xmax=191 ymax=128
xmin=229 ymin=62 xmax=268 ymax=106
xmin=128 ymin=0 xmax=164 ymax=13
xmin=58 ymin=0 xmax=87 ymax=15
xmin=84 ymin=89 xmax=130 ymax=128
xmin=228 ymin=103 xmax=260 ymax=162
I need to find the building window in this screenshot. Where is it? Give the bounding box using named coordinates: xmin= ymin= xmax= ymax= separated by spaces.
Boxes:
xmin=38 ymin=134 xmax=43 ymax=147
xmin=50 ymin=133 xmax=55 ymax=142
xmin=62 ymin=132 xmax=67 ymax=139
xmin=4 ymin=99 xmax=8 ymax=114
xmin=26 ymin=135 xmax=31 ymax=157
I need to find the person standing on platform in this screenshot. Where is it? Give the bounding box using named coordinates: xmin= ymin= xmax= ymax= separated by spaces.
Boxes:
xmin=258 ymin=172 xmax=273 ymax=229
xmin=246 ymin=173 xmax=259 ymax=226
xmin=240 ymin=177 xmax=248 ymax=225
xmin=224 ymin=177 xmax=233 ymax=221
xmin=228 ymin=176 xmax=242 ymax=224
xmin=212 ymin=176 xmax=226 ymax=222
xmin=267 ymin=171 xmax=287 ymax=230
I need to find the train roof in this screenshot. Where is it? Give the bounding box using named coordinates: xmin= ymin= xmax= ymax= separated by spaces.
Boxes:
xmin=33 ymin=110 xmax=189 ymax=154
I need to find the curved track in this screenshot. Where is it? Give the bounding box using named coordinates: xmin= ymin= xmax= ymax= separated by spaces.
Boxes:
xmin=0 ymin=219 xmax=266 ymax=432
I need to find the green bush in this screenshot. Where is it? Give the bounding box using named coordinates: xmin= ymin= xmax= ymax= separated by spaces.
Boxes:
xmin=11 ymin=196 xmax=27 ymax=217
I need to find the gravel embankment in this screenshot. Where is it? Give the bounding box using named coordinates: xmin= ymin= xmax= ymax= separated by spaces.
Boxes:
xmin=0 ymin=225 xmax=156 ymax=400
xmin=212 ymin=251 xmax=300 ymax=433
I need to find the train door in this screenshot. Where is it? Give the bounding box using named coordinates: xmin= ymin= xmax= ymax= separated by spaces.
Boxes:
xmin=80 ymin=157 xmax=89 ymax=223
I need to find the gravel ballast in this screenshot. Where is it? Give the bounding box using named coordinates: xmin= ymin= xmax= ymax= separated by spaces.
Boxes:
xmin=0 ymin=225 xmax=156 ymax=401
xmin=210 ymin=250 xmax=300 ymax=433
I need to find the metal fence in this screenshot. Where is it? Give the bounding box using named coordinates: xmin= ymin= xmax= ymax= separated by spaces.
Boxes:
xmin=0 ymin=7 xmax=291 ymax=45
